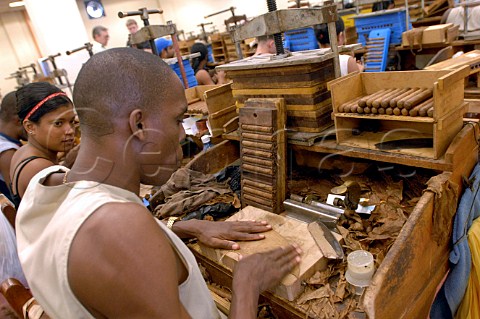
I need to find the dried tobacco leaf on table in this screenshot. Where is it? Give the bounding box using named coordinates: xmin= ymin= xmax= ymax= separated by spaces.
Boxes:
xmin=287 ymin=164 xmax=437 ymax=318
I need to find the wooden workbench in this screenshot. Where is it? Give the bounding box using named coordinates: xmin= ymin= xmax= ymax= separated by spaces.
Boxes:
xmin=187 ymin=122 xmax=478 ymax=317
xmin=395 ymin=39 xmax=480 ymax=70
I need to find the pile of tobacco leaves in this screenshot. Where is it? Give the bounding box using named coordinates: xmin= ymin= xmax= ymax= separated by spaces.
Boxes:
xmin=287 ymin=162 xmax=435 ymax=319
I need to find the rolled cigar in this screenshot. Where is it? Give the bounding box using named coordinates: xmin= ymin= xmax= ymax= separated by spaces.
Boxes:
xmin=359 ymin=90 xmax=385 ymax=107
xmin=371 ymin=107 xmax=378 ymax=114
xmin=390 ymin=88 xmax=416 ymax=108
xmin=349 ymin=100 xmax=362 ymax=113
xmin=418 ymin=101 xmax=434 ymax=117
xmin=338 ymin=96 xmax=363 ymax=113
xmin=403 ymin=88 xmax=433 ymax=109
xmin=401 ymin=108 xmax=409 ymax=116
xmin=378 ymin=107 xmax=385 ymax=114
xmin=340 ymin=101 xmax=355 ymax=113
xmin=374 ymin=88 xmax=399 ymax=108
xmin=385 ymin=107 xmax=393 ymax=115
xmin=393 ymin=107 xmax=401 ymax=116
xmin=381 ymin=88 xmax=409 ymax=108
xmin=364 ymin=107 xmax=371 ymax=114
xmin=409 ymin=98 xmax=434 ymax=117
xmin=371 ymin=88 xmax=395 ymax=108
xmin=427 ymin=106 xmax=434 ymax=118
xmin=398 ymin=88 xmax=422 ymax=108
xmin=366 ymin=89 xmax=391 ymax=107
xmin=357 ymin=106 xmax=364 ymax=114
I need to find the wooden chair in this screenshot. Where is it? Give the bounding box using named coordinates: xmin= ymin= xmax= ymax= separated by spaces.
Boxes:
xmin=0 ymin=278 xmax=50 ymax=319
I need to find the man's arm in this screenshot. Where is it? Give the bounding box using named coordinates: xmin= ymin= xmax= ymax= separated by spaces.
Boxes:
xmin=68 ymin=202 xmax=301 ymax=318
xmin=68 ymin=202 xmax=192 ymax=318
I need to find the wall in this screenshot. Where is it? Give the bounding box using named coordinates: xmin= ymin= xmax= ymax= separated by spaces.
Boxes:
xmin=0 ymin=0 xmax=292 ymax=96
xmin=0 ymin=10 xmax=39 ymax=97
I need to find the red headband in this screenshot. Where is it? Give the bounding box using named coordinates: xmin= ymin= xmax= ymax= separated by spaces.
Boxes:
xmin=23 ymin=92 xmax=69 ymax=123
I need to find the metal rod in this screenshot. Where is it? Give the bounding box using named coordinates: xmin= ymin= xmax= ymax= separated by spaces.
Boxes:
xmin=66 ymin=43 xmax=94 ymax=57
xmin=169 ymin=21 xmax=188 ymax=88
xmin=404 ymin=0 xmax=409 ymax=32
xmin=283 ymin=199 xmax=341 ymax=228
xmin=118 ymin=8 xmax=163 ymax=18
xmin=204 ymin=7 xmax=236 ymax=19
xmin=266 ymin=0 xmax=285 ymax=55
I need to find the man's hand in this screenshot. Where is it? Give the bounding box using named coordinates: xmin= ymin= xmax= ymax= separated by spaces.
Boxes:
xmin=173 ymin=219 xmax=272 ymax=249
xmin=229 ymin=245 xmax=302 ymax=319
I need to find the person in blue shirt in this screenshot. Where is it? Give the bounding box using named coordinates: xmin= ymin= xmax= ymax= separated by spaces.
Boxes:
xmin=0 ymin=92 xmax=25 ymax=202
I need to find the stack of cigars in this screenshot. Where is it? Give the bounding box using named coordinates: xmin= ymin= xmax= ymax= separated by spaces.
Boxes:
xmin=339 ymin=88 xmax=435 ymax=117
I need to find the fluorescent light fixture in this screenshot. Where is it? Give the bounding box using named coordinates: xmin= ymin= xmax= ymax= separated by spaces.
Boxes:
xmin=9 ymin=1 xmax=25 ymax=7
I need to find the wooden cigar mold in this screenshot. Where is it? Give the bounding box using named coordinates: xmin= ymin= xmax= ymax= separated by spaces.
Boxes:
xmin=239 ymin=98 xmax=286 ymax=214
xmin=339 ymin=87 xmax=435 ymax=117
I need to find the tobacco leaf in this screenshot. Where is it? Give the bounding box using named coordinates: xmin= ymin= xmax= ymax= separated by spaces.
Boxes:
xmin=297 ymin=284 xmax=333 ymax=304
xmin=386 ymin=180 xmax=404 ymax=204
xmin=308 ymin=267 xmax=335 ymax=285
xmin=332 ymin=276 xmax=348 ymax=302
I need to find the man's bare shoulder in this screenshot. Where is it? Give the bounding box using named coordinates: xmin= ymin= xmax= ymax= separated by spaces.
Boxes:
xmin=67 ymin=201 xmax=185 ymax=317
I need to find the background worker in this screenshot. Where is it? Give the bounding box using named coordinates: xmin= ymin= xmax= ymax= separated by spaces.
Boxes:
xmin=155 ymin=37 xmax=175 ymax=58
xmin=191 ymin=42 xmax=226 ymax=85
xmin=92 ymin=25 xmax=109 ymax=54
xmin=0 ymin=92 xmax=25 ymax=202
xmin=253 ymin=35 xmax=276 ymax=56
xmin=16 ymin=48 xmax=302 ymax=319
xmin=9 ymin=82 xmax=75 ymax=208
xmin=125 ymin=19 xmax=152 ymax=52
xmin=314 ymin=19 xmax=364 ymax=76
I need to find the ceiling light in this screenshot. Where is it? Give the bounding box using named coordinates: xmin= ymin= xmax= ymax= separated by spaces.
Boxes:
xmin=9 ymin=1 xmax=25 ymax=7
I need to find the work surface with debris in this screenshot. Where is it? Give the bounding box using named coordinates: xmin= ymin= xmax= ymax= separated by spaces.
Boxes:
xmin=172 ymin=160 xmax=449 ymax=319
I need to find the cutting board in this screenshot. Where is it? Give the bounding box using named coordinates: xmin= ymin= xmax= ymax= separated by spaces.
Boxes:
xmin=198 ymin=205 xmax=328 ymax=301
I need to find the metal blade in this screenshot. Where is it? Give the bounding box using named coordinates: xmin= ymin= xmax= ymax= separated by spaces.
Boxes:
xmin=308 ymin=220 xmax=344 ymax=260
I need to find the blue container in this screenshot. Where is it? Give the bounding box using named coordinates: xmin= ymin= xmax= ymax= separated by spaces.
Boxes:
xmin=354 ymin=9 xmax=411 ymax=45
xmin=284 ymin=27 xmax=319 ymax=52
xmin=169 ymin=59 xmax=198 ymax=88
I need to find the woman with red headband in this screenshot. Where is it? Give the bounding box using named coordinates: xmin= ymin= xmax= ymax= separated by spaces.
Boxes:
xmin=9 ymin=82 xmax=75 ymax=208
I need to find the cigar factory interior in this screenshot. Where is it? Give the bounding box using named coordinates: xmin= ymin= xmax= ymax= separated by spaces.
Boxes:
xmin=2 ymin=0 xmax=480 ymax=318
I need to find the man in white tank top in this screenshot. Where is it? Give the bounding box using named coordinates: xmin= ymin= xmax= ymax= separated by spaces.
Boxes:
xmin=16 ymin=48 xmax=301 ymax=319
xmin=314 ymin=18 xmax=364 ymax=76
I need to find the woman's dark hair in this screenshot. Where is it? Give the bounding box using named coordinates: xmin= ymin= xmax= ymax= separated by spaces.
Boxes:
xmin=314 ymin=19 xmax=345 ymax=45
xmin=190 ymin=43 xmax=209 ymax=74
xmin=16 ymin=82 xmax=72 ymax=123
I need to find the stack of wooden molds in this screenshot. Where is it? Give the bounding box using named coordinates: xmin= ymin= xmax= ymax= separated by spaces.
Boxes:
xmin=228 ymin=59 xmax=335 ymax=133
xmin=239 ymin=98 xmax=286 ymax=214
xmin=328 ymin=67 xmax=469 ymax=159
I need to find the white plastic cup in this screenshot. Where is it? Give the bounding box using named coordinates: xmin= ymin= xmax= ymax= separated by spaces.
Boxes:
xmin=345 ymin=250 xmax=375 ymax=295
